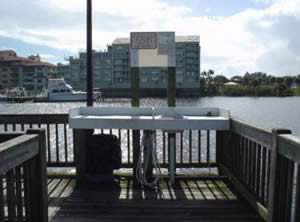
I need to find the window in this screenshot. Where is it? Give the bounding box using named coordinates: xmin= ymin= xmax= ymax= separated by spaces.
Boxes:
xmin=37 ymin=72 xmax=44 ymax=78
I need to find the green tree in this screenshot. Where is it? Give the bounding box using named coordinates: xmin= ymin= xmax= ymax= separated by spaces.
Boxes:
xmin=230 ymin=76 xmax=243 ymax=84
xmin=214 ymin=75 xmax=228 ymax=87
xmin=273 ymin=83 xmax=293 ymax=97
xmin=207 ymin=70 xmax=214 ymax=95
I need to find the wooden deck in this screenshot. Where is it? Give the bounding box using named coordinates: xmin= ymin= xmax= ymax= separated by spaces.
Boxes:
xmin=48 ymin=177 xmax=263 ymax=222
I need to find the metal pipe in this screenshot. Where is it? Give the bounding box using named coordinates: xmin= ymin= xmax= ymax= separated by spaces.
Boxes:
xmin=87 ymin=0 xmax=93 ymax=106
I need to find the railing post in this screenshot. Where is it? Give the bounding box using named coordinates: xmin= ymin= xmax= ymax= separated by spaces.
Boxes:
xmin=26 ymin=129 xmax=48 ymax=222
xmin=143 ymin=130 xmax=154 ymax=181
xmin=267 ymin=129 xmax=291 ymax=222
xmin=168 ymin=67 xmax=176 ymax=182
xmin=73 ymin=129 xmax=89 ymax=187
xmin=216 ymin=130 xmax=228 ymax=176
xmin=131 ymin=67 xmax=140 ymax=185
xmin=295 ymin=164 xmax=300 ymax=222
xmin=216 ymin=130 xmax=222 ymax=174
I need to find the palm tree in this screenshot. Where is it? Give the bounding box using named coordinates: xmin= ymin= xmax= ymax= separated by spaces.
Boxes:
xmin=207 ymin=70 xmax=214 ymax=95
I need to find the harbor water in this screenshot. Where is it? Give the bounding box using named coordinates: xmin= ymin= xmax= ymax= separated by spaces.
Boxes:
xmin=1 ymin=96 xmax=300 ymax=135
xmin=1 ymin=97 xmax=300 ymax=166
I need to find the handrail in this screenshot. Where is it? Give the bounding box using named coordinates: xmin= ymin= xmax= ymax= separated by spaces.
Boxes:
xmin=0 ymin=134 xmax=39 ymax=175
xmin=0 ymin=114 xmax=72 ymax=166
xmin=0 ymin=129 xmax=48 ymax=222
xmin=278 ymin=134 xmax=300 ymax=163
xmin=231 ymin=118 xmax=272 ymax=148
xmin=0 ymin=113 xmax=68 ymax=124
xmin=0 ymin=113 xmax=217 ymax=170
xmin=218 ymin=118 xmax=300 ymax=222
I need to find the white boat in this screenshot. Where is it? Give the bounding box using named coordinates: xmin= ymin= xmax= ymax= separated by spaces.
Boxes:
xmin=47 ymin=79 xmax=102 ymax=102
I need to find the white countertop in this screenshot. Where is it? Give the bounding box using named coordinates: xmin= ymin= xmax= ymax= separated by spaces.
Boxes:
xmin=69 ymin=107 xmax=230 ymax=130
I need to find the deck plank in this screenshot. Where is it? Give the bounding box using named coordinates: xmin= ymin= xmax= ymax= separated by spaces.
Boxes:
xmin=48 ymin=178 xmax=263 ymax=222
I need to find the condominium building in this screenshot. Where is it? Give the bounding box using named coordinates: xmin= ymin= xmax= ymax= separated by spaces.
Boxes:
xmin=0 ymin=50 xmax=56 ymax=91
xmin=57 ymin=63 xmax=70 ymax=80
xmin=64 ymin=34 xmax=201 ymax=95
xmin=110 ymin=36 xmax=200 ymax=90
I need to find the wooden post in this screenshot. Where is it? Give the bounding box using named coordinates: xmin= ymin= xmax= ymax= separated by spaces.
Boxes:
xmin=6 ymin=170 xmax=16 ymax=222
xmin=131 ymin=67 xmax=140 ymax=183
xmin=169 ymin=133 xmax=176 ymax=184
xmin=26 ymin=129 xmax=48 ymax=222
xmin=131 ymin=67 xmax=140 ymax=107
xmin=267 ymin=129 xmax=291 ymax=222
xmin=295 ymin=164 xmax=300 ymax=222
xmin=167 ymin=67 xmax=176 ymax=182
xmin=215 ymin=130 xmax=224 ymax=176
xmin=167 ymin=67 xmax=176 ymax=107
xmin=86 ymin=0 xmax=93 ymax=107
xmin=73 ymin=129 xmax=89 ymax=187
xmin=85 ymin=0 xmax=94 ymax=185
xmin=143 ymin=130 xmax=154 ymax=181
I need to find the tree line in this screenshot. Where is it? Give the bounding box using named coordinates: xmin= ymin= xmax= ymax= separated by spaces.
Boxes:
xmin=200 ymin=70 xmax=300 ymax=97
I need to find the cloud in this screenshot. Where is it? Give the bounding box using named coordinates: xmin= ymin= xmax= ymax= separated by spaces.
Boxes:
xmin=0 ymin=0 xmax=300 ymax=76
xmin=39 ymin=54 xmax=58 ymax=59
xmin=245 ymin=0 xmax=300 ymax=75
xmin=254 ymin=0 xmax=276 ymax=5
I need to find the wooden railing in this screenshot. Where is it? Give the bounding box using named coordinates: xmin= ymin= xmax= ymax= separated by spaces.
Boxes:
xmin=0 ymin=114 xmax=73 ymax=167
xmin=1 ymin=113 xmax=300 ymax=221
xmin=0 ymin=129 xmax=48 ymax=222
xmin=217 ymin=118 xmax=300 ymax=222
xmin=0 ymin=114 xmax=217 ymax=169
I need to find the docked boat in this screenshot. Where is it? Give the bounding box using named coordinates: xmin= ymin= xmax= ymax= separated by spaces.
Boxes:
xmin=47 ymin=79 xmax=102 ymax=102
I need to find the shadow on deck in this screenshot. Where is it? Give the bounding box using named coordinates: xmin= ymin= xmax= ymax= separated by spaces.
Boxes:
xmin=48 ymin=177 xmax=263 ymax=222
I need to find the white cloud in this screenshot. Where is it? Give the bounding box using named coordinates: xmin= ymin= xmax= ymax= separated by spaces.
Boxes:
xmin=39 ymin=54 xmax=58 ymax=59
xmin=254 ymin=0 xmax=276 ymax=4
xmin=0 ymin=0 xmax=300 ymax=76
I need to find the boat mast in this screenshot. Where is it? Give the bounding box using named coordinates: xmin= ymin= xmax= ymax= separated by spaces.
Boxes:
xmin=87 ymin=0 xmax=93 ymax=106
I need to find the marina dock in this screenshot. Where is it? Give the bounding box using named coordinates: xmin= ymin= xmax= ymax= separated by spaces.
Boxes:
xmin=0 ymin=2 xmax=299 ymax=221
xmin=0 ymin=113 xmax=299 ymax=222
xmin=48 ymin=177 xmax=262 ymax=222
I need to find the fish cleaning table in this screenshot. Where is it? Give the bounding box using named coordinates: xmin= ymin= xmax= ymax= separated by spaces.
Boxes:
xmin=69 ymin=107 xmax=230 ymax=184
xmin=69 ymin=107 xmax=230 ymax=130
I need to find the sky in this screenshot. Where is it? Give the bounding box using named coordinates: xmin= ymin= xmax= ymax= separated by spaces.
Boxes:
xmin=0 ymin=0 xmax=300 ymax=77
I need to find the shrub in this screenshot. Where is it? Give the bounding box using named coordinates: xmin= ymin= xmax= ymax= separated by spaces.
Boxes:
xmin=273 ymin=83 xmax=293 ymax=97
xmin=255 ymin=85 xmax=274 ymax=96
xmin=292 ymin=87 xmax=300 ymax=96
xmin=222 ymin=85 xmax=248 ymax=96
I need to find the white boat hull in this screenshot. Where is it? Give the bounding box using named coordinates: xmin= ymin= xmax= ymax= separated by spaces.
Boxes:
xmin=47 ymin=78 xmax=102 ymax=102
xmin=48 ymin=92 xmax=102 ymax=102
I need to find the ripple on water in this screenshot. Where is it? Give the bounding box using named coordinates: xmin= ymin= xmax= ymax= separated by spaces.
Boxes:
xmin=0 ymin=97 xmax=300 ymax=135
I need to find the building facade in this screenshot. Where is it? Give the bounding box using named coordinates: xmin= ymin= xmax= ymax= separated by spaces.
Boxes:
xmin=0 ymin=50 xmax=56 ymax=92
xmin=64 ymin=35 xmax=201 ymax=95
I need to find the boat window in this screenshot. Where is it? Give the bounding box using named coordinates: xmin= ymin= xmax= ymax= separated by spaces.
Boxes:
xmin=66 ymin=89 xmax=71 ymax=93
xmin=52 ymin=89 xmax=59 ymax=93
xmin=60 ymin=89 xmax=66 ymax=93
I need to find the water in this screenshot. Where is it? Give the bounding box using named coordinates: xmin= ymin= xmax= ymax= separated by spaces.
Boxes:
xmin=0 ymin=96 xmax=300 ymax=135
xmin=1 ymin=97 xmax=298 ymax=220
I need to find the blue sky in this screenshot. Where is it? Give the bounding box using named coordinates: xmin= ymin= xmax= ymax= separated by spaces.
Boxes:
xmin=0 ymin=36 xmax=71 ymax=63
xmin=164 ymin=0 xmax=272 ymax=16
xmin=1 ymin=0 xmax=299 ymax=76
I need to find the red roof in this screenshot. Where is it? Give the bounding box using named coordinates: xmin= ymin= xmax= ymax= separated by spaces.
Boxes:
xmin=0 ymin=50 xmax=56 ymax=67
